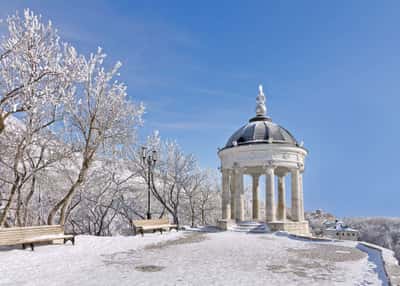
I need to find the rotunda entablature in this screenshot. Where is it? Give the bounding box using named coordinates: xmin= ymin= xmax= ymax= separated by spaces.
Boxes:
xmin=218 ymin=143 xmax=307 ymax=172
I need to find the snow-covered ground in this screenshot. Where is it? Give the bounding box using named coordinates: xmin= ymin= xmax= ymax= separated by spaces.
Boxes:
xmin=0 ymin=231 xmax=392 ymax=286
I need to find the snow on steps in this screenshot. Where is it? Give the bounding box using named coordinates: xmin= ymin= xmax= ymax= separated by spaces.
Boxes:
xmin=228 ymin=221 xmax=270 ymax=233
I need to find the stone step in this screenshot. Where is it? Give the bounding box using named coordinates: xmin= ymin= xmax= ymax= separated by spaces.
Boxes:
xmin=236 ymin=221 xmax=264 ymax=226
xmin=229 ymin=223 xmax=270 ymax=233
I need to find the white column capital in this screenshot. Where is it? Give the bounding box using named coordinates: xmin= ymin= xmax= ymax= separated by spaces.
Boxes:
xmin=221 ymin=168 xmax=230 ymax=175
xmin=297 ymin=162 xmax=305 ymax=173
xmin=275 ymin=170 xmax=288 ymax=178
xmin=290 ymin=168 xmax=300 ymax=175
xmin=264 ymin=165 xmax=275 ymax=174
xmin=233 ymin=167 xmax=244 ymax=175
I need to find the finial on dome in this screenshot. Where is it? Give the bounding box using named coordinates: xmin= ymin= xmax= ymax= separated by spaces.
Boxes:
xmin=256 ymin=84 xmax=267 ymax=116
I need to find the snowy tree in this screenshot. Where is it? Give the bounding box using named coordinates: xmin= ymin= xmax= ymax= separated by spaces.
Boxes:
xmin=0 ymin=9 xmax=221 ymax=234
xmin=67 ymin=160 xmax=137 ymax=235
xmin=47 ymin=48 xmax=144 ymax=225
xmin=0 ymin=9 xmax=81 ymax=135
xmin=0 ymin=109 xmax=71 ymax=226
xmin=196 ymin=170 xmax=221 ymax=226
xmin=182 ymin=169 xmax=207 ymax=227
xmin=150 ymin=141 xmax=197 ymax=226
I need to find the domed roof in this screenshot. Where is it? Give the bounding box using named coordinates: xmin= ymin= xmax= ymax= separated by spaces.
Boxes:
xmin=223 ymin=85 xmax=300 ymax=149
xmin=225 ymin=116 xmax=298 ymax=148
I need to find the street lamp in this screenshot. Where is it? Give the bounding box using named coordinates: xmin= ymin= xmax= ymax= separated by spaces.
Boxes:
xmin=141 ymin=146 xmax=157 ymax=219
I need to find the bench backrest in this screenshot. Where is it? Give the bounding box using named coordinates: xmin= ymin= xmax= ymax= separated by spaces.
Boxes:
xmin=0 ymin=225 xmax=64 ymax=246
xmin=132 ymin=218 xmax=170 ymax=227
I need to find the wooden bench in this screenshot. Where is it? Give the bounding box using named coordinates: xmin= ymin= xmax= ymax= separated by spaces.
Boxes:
xmin=131 ymin=218 xmax=178 ymax=236
xmin=0 ymin=225 xmax=75 ymax=251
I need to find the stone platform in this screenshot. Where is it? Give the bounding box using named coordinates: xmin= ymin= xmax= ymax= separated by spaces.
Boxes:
xmin=218 ymin=219 xmax=310 ymax=236
xmin=217 ymin=219 xmax=235 ymax=231
xmin=268 ymin=220 xmax=310 ymax=236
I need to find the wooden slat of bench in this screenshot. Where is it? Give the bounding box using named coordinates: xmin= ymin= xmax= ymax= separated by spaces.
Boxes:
xmin=0 ymin=225 xmax=72 ymax=247
xmin=132 ymin=219 xmax=170 ymax=227
xmin=25 ymin=235 xmax=74 ymax=244
xmin=141 ymin=224 xmax=173 ymax=230
xmin=132 ymin=219 xmax=178 ymax=236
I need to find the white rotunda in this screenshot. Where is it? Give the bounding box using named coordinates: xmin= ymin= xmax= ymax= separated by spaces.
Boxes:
xmin=218 ymin=85 xmax=309 ymax=235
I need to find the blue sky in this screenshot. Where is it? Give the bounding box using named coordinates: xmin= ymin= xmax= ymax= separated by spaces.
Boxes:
xmin=1 ymin=1 xmax=399 ymax=217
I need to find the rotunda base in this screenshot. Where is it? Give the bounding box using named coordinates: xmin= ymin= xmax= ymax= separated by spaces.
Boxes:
xmin=268 ymin=221 xmax=310 ymax=236
xmin=217 ymin=219 xmax=236 ymax=230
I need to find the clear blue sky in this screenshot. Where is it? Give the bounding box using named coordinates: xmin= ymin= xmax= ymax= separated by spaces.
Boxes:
xmin=1 ymin=1 xmax=399 ymax=217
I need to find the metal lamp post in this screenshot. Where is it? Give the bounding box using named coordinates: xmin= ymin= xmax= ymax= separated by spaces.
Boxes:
xmin=141 ymin=146 xmax=157 ymax=219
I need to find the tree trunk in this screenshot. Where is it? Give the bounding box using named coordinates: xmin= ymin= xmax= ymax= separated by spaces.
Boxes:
xmin=190 ymin=205 xmax=195 ymax=228
xmin=0 ymin=141 xmax=25 ymax=226
xmin=48 ymin=180 xmax=81 ymax=225
xmin=0 ymin=176 xmax=20 ymax=226
xmin=15 ymin=187 xmax=22 ymax=226
xmin=191 ymin=214 xmax=195 ymax=228
xmin=47 ymin=158 xmax=90 ymax=225
xmin=0 ymin=113 xmax=5 ymax=135
xmin=173 ymin=214 xmax=179 ymax=227
xmin=22 ymin=176 xmax=36 ymax=226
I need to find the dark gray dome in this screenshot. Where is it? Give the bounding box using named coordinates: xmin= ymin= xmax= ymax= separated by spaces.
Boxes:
xmin=225 ymin=116 xmax=298 ymax=149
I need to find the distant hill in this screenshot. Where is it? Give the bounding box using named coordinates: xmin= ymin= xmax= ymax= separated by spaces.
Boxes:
xmin=344 ymin=217 xmax=400 ymax=263
xmin=305 ymin=210 xmax=400 ymax=264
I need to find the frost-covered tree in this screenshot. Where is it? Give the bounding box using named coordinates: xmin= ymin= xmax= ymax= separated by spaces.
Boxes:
xmin=47 ymin=48 xmax=144 ymax=225
xmin=150 ymin=141 xmax=197 ymax=226
xmin=0 ymin=9 xmax=221 ymax=234
xmin=0 ymin=106 xmax=71 ymax=226
xmin=196 ymin=170 xmax=221 ymax=226
xmin=0 ymin=9 xmax=80 ymax=135
xmin=182 ymin=169 xmax=207 ymax=227
xmin=67 ymin=160 xmax=138 ymax=236
xmin=0 ymin=9 xmax=83 ymax=226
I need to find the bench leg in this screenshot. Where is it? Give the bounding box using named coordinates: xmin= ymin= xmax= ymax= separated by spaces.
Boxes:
xmin=160 ymin=228 xmax=163 ymax=234
xmin=22 ymin=244 xmax=26 ymax=250
xmin=62 ymin=237 xmax=75 ymax=245
xmin=140 ymin=229 xmax=144 ymax=237
xmin=30 ymin=243 xmax=34 ymax=251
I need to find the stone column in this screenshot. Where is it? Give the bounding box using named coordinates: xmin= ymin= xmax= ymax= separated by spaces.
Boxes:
xmin=221 ymin=169 xmax=231 ymax=220
xmin=252 ymin=174 xmax=260 ymax=220
xmin=291 ymin=169 xmax=301 ymax=222
xmin=230 ymin=171 xmax=236 ymax=220
xmin=299 ymin=172 xmax=304 ymax=221
xmin=265 ymin=166 xmax=276 ymax=222
xmin=235 ymin=169 xmax=244 ymax=221
xmin=277 ymin=174 xmax=286 ymax=221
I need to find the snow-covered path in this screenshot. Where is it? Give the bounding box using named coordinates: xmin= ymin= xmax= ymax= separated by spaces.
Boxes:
xmin=0 ymin=231 xmax=386 ymax=286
